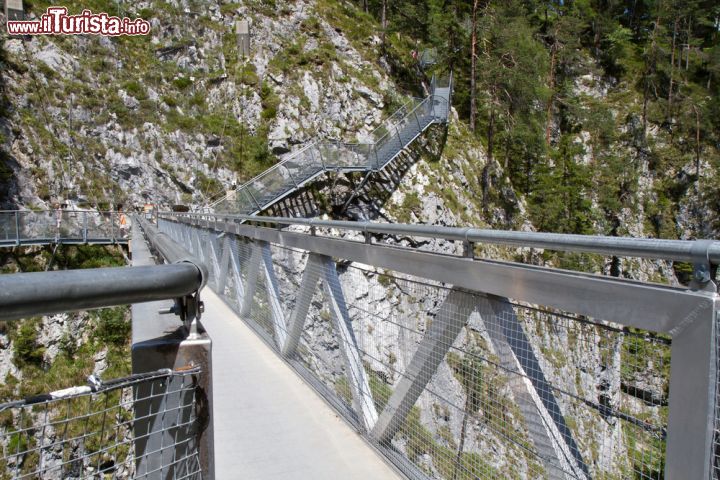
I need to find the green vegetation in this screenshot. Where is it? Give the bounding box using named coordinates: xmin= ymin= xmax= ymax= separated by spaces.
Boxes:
xmin=395 ymin=192 xmax=422 ymax=223
xmin=11 ymin=318 xmax=45 ymax=368
xmin=0 ymin=246 xmax=132 ymax=397
xmin=93 ymin=307 xmax=131 ymax=347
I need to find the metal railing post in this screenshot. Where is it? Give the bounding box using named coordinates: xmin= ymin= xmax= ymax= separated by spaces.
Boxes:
xmin=14 ymin=211 xmax=19 ymax=246
xmin=130 ymin=221 xmax=213 ymax=480
xmin=413 ymin=109 xmax=422 ymax=132
xmin=82 ymin=211 xmax=88 ymax=243
xmin=372 ymin=145 xmax=380 ymax=170
xmin=110 ymin=211 xmax=116 ymax=243
xmin=316 ymin=146 xmax=326 ymax=170
xmin=664 ymin=297 xmax=719 ymax=479
xmin=394 ymin=124 xmax=403 ymax=147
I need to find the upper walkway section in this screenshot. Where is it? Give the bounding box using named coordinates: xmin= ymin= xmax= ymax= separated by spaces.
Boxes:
xmin=210 ymin=75 xmax=452 ymax=216
xmin=0 ymin=209 xmax=129 ymax=247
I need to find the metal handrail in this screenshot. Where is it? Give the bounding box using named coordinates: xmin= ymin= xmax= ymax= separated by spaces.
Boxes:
xmin=0 ymin=216 xmax=208 ymax=322
xmin=0 ymin=264 xmax=202 ymax=322
xmin=0 ymin=209 xmax=128 ymax=246
xmin=366 ymin=97 xmax=423 ymax=140
xmin=159 ymin=209 xmax=719 ymax=480
xmin=164 ymin=212 xmax=720 ymax=265
xmin=138 ymin=217 xmax=208 ymax=288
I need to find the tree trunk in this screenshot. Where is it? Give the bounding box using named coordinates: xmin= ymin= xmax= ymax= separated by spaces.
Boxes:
xmin=642 ymin=11 xmax=661 ymax=135
xmin=685 ymin=17 xmax=691 ymax=70
xmin=452 ymin=408 xmax=471 ymax=480
xmin=545 ymin=35 xmax=557 ymax=145
xmin=487 ymin=106 xmax=495 ymax=163
xmin=667 ymin=18 xmax=678 ymax=120
xmin=482 ymin=105 xmax=494 ymax=214
xmin=469 ymin=0 xmax=479 ymax=132
xmin=381 ymin=0 xmax=387 ymax=51
xmin=693 ymin=104 xmax=701 ymax=180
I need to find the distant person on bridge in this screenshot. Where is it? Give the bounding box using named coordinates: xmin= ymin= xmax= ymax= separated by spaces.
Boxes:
xmin=119 ymin=208 xmax=130 ymax=238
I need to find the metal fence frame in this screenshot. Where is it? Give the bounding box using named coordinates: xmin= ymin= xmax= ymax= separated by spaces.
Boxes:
xmin=160 ymin=211 xmax=719 ymax=480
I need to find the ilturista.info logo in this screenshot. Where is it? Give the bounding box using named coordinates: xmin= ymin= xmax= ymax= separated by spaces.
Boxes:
xmin=7 ymin=6 xmax=151 ymax=36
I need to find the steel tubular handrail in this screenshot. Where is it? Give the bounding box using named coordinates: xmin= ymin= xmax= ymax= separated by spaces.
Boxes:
xmin=0 ymin=216 xmax=208 ymax=322
xmin=137 ymin=217 xmax=208 ymax=290
xmin=163 ymin=212 xmax=720 ymax=265
xmin=0 ymin=264 xmax=202 ymax=322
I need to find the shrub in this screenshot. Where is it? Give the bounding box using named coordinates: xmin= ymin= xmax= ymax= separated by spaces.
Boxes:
xmin=172 ymin=76 xmax=193 ymax=90
xmin=93 ymin=307 xmax=130 ymax=346
xmin=12 ymin=319 xmax=45 ymax=368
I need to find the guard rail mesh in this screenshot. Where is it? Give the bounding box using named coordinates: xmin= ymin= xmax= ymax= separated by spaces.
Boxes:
xmin=0 ymin=368 xmax=202 ymax=480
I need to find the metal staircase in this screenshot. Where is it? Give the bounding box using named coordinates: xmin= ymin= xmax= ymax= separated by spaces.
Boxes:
xmin=210 ymin=75 xmax=452 ymax=215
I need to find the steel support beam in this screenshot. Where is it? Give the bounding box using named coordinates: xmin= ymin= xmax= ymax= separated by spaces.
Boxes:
xmin=215 ymin=236 xmax=233 ymax=294
xmin=320 ymin=254 xmax=378 ymax=432
xmin=228 ymin=238 xmax=246 ymax=311
xmin=372 ymin=288 xmax=472 ymax=444
xmin=171 ymin=216 xmax=714 ymax=334
xmin=484 ymin=296 xmax=588 ymax=480
xmin=239 ymin=241 xmax=261 ymax=318
xmin=665 ymin=297 xmax=718 ymax=479
xmin=259 ymin=240 xmax=288 ymax=349
xmin=282 ymin=253 xmax=323 ymax=358
xmin=168 ymin=213 xmax=720 ymax=266
xmin=207 ymin=233 xmax=224 ymax=287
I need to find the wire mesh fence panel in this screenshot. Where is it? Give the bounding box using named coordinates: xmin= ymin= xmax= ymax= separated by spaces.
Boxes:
xmin=84 ymin=212 xmax=122 ymax=241
xmin=0 ymin=368 xmax=203 ymax=480
xmin=17 ymin=211 xmax=57 ymax=241
xmin=336 ymin=266 xmax=670 ymax=480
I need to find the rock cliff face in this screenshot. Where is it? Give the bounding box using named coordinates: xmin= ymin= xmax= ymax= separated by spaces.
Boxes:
xmin=0 ymin=1 xmax=679 ymax=478
xmin=0 ymin=0 xmax=405 ymax=210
